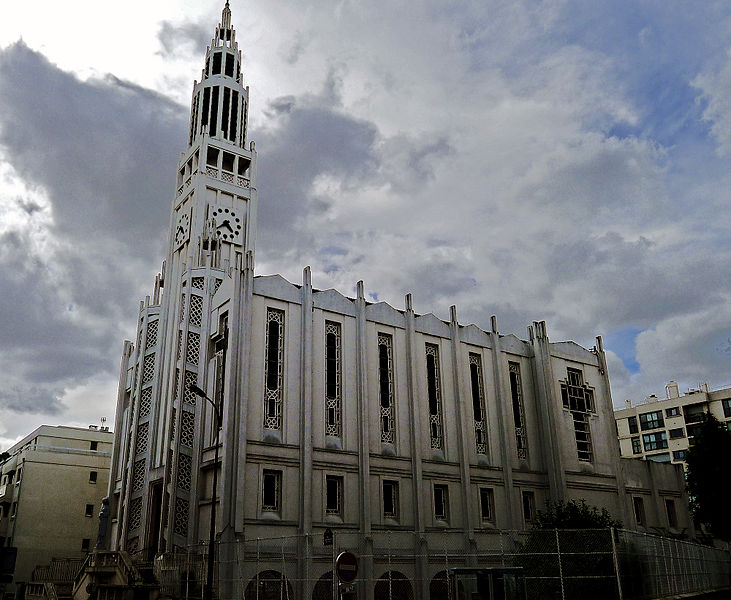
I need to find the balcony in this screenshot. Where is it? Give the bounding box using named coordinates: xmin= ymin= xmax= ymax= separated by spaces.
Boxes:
xmin=204 ymin=166 xmax=250 ymax=189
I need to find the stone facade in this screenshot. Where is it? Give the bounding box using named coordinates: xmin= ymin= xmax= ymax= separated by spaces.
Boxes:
xmin=105 ymin=2 xmax=692 ymax=597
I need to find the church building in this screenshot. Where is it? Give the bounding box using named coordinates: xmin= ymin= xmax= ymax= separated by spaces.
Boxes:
xmin=105 ymin=3 xmax=691 ymax=598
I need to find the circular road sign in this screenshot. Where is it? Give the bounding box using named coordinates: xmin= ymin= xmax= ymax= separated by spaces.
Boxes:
xmin=335 ymin=551 xmax=359 ymax=584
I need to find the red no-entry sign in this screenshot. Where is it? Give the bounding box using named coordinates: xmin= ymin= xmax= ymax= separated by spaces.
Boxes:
xmin=335 ymin=551 xmax=358 ymax=584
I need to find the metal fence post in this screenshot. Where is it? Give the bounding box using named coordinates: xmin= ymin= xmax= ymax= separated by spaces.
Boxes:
xmin=610 ymin=529 xmax=624 ymax=600
xmin=555 ymin=529 xmax=565 ymax=600
xmin=256 ymin=538 xmax=260 ymax=600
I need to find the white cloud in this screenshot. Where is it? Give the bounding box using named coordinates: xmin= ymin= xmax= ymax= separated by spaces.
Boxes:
xmin=694 ymin=47 xmax=731 ymax=156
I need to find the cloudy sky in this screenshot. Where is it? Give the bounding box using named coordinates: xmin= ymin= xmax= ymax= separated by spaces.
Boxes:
xmin=1 ymin=0 xmax=731 ymax=449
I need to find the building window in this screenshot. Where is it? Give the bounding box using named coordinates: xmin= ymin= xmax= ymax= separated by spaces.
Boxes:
xmin=383 ymin=480 xmax=399 ymax=520
xmin=469 ymin=353 xmax=488 ymax=455
xmin=262 ymin=470 xmax=281 ymax=512
xmin=631 ymin=437 xmax=642 ymax=454
xmin=425 ymin=344 xmax=444 ymax=450
xmin=81 ymin=538 xmax=90 ymax=552
xmin=212 ymin=313 xmax=229 ymax=438
xmin=633 ymin=497 xmax=646 ymax=527
xmin=672 ymin=450 xmax=688 ymax=461
xmin=522 ymin=490 xmax=535 ymax=524
xmin=89 ymin=471 xmax=98 ymax=484
xmin=509 ymin=362 xmax=528 ymax=459
xmin=434 ymin=484 xmax=449 ymax=521
xmin=264 ymin=308 xmax=285 ymax=431
xmin=639 ymin=411 xmax=664 ymax=431
xmin=642 ymin=431 xmax=668 ymax=451
xmin=378 ymin=334 xmax=395 ymax=444
xmin=325 ymin=321 xmax=342 ymax=438
xmin=723 ymin=399 xmax=731 ymax=418
xmin=85 ymin=504 xmax=94 ymax=517
xmin=560 ymin=368 xmax=594 ymax=462
xmin=669 ymin=427 xmax=685 ymax=439
xmin=686 ymin=423 xmax=702 ymax=439
xmin=684 ymin=405 xmax=705 ymax=423
xmin=325 ymin=475 xmax=343 ymax=516
xmin=479 ymin=488 xmax=495 ymax=523
xmin=628 ymin=416 xmax=638 ymax=434
xmin=665 ymin=499 xmax=678 ymax=528
xmin=666 ymin=407 xmax=681 ymax=417
xmin=90 ymin=441 xmax=98 ymax=451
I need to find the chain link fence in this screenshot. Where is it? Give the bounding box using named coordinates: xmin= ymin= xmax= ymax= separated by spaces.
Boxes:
xmin=150 ymin=529 xmax=730 ymax=600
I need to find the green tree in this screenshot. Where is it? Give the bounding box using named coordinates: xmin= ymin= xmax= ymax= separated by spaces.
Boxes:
xmin=533 ymin=499 xmax=622 ymax=529
xmin=686 ymin=413 xmax=731 ymax=541
xmin=517 ymin=500 xmax=622 ymax=600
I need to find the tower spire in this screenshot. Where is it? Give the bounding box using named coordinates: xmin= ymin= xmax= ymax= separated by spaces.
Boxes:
xmin=221 ymin=1 xmax=232 ymax=30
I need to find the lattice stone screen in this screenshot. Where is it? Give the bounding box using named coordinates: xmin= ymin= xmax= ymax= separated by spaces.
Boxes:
xmin=142 ymin=353 xmax=156 ymax=383
xmin=131 ymin=459 xmax=146 ymax=492
xmin=139 ymin=387 xmax=152 ymax=418
xmin=181 ymin=411 xmax=195 ymax=448
xmin=135 ymin=422 xmax=149 ymax=454
xmin=173 ymin=498 xmax=189 ymax=536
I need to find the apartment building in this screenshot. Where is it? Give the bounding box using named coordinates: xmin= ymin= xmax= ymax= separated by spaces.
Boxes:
xmin=0 ymin=425 xmax=113 ymax=600
xmin=614 ymin=381 xmax=731 ymax=468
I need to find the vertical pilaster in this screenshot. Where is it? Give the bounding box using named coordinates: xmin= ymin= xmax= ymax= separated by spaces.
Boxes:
xmin=448 ymin=306 xmax=474 ymax=550
xmin=488 ymin=316 xmax=518 ymax=529
xmin=297 ymin=267 xmax=314 ymax=600
xmin=529 ymin=320 xmax=566 ymax=503
xmin=355 ymin=280 xmax=373 ymax=600
xmin=595 ymin=335 xmax=632 ymax=526
xmin=403 ymin=293 xmax=428 ymax=600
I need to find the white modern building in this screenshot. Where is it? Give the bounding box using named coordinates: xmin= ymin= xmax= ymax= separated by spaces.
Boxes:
xmin=615 ymin=381 xmax=731 ymax=469
xmin=105 ymin=4 xmax=692 ymax=598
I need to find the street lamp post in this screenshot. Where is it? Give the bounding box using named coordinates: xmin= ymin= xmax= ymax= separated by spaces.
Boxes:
xmin=189 ymin=383 xmax=221 ymax=600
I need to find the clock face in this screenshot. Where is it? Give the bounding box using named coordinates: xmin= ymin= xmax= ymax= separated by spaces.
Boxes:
xmin=210 ymin=205 xmax=244 ymax=245
xmin=174 ymin=209 xmax=191 ymax=248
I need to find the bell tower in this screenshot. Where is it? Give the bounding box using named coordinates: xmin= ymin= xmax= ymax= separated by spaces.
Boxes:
xmin=170 ymin=0 xmax=257 ymax=273
xmin=111 ymin=2 xmax=258 ymax=555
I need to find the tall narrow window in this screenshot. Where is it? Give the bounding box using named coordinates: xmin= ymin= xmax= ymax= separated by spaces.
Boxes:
xmin=469 ymin=353 xmax=487 ymax=455
xmin=378 ymin=333 xmax=395 ymax=443
xmin=212 ymin=51 xmax=222 ymax=75
xmin=264 ymin=309 xmax=284 ymax=431
xmin=425 ymin=344 xmax=444 ymax=450
xmin=383 ymin=480 xmax=399 ymax=520
xmin=479 ymin=488 xmax=495 ymax=523
xmin=325 ymin=321 xmax=342 ymax=438
xmin=509 ymin=362 xmax=527 ymax=459
xmin=665 ymin=499 xmax=677 ymax=528
xmin=221 ymin=87 xmax=231 ymax=145
xmin=434 ymin=484 xmax=449 ymax=521
xmin=201 ymin=87 xmax=210 ymax=133
xmin=213 ymin=314 xmax=228 ymax=437
xmin=325 ymin=475 xmax=343 ymax=516
xmin=521 ymin=490 xmax=535 ymax=524
xmin=560 ymin=368 xmax=594 ymax=462
xmin=262 ymin=470 xmax=282 ymax=512
xmin=209 ymin=86 xmax=219 ymax=136
xmin=633 ymin=497 xmax=646 ymax=527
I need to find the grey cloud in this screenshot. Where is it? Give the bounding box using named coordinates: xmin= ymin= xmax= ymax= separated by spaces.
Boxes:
xmin=0 ymin=42 xmax=186 ymax=257
xmin=0 ymin=386 xmax=62 ymax=415
xmin=157 ymin=21 xmax=210 ymax=58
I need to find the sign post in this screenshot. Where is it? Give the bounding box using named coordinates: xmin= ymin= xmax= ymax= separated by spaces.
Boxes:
xmin=335 ymin=551 xmax=358 ymax=599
